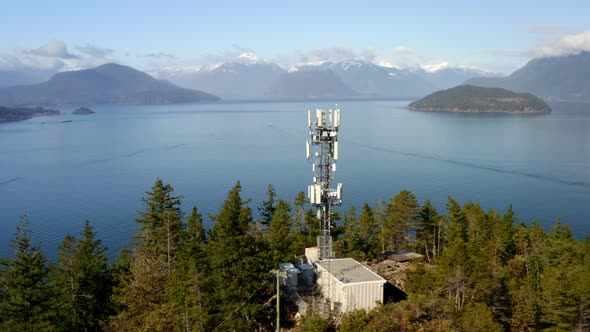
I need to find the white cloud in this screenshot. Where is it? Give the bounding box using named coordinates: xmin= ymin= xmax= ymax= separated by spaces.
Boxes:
xmin=273 ymin=46 xmax=378 ymax=68
xmin=24 ymin=40 xmax=77 ymax=59
xmin=144 ymin=52 xmax=176 ymax=59
xmin=532 ymin=29 xmax=590 ymax=57
xmin=387 ymin=45 xmax=427 ymax=68
xmin=75 ymin=44 xmax=114 ymax=58
xmin=0 ymin=40 xmax=117 ymax=73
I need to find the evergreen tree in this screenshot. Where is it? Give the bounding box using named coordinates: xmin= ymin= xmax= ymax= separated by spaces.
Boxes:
xmin=0 ymin=214 xmax=53 ymax=331
xmin=169 ymin=206 xmax=208 ymax=332
xmin=383 ymin=190 xmax=419 ymax=252
xmin=438 ymin=197 xmax=469 ymax=310
xmin=258 ymin=184 xmax=277 ymax=227
xmin=112 ymin=178 xmax=185 ymax=330
xmin=339 ymin=206 xmax=364 ymax=260
xmin=358 ymin=203 xmax=379 ymax=260
xmin=135 ymin=178 xmax=184 ymax=275
xmin=53 ymin=220 xmax=113 ymax=331
xmin=291 ymin=192 xmax=310 ymax=254
xmin=268 ymin=199 xmax=293 ymax=264
xmin=293 ymin=191 xmax=306 ymax=235
xmin=205 ymin=182 xmax=273 ymax=330
xmin=415 ymin=200 xmax=441 ymax=263
xmin=185 ymin=206 xmax=206 ymax=258
xmin=304 ymin=208 xmax=320 ymax=244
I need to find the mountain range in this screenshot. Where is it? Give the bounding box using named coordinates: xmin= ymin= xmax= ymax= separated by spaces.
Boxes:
xmin=0 ymin=63 xmax=219 ymax=106
xmin=466 ymin=51 xmax=590 ymax=102
xmin=1 ymin=51 xmax=588 ymax=104
xmin=155 ymin=56 xmax=499 ymax=99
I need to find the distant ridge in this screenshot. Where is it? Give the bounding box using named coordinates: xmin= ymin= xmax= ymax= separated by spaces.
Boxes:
xmin=268 ymin=70 xmax=359 ymax=99
xmin=466 ymin=52 xmax=590 ymax=102
xmin=0 ymin=63 xmax=219 ymax=106
xmin=408 ymin=85 xmax=551 ymax=114
xmin=154 ymin=55 xmax=497 ymax=99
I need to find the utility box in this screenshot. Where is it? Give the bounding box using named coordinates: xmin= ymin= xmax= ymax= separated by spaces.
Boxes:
xmin=315 ymin=258 xmax=385 ymax=313
xmin=305 ymin=247 xmax=318 ymax=264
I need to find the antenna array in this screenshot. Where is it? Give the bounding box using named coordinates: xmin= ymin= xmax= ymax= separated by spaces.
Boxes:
xmin=306 ymin=108 xmax=342 ymax=260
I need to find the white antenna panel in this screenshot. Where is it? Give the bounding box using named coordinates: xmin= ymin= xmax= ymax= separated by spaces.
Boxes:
xmin=306 ymin=140 xmax=311 ymax=159
xmin=337 ymin=183 xmax=343 ymax=200
xmin=315 ymin=184 xmax=322 ymax=204
xmin=332 ymin=163 xmax=336 ymax=172
xmin=316 ymin=109 xmax=323 ymax=127
xmin=333 ymin=141 xmax=339 ymax=160
xmin=309 ymin=184 xmax=316 ymax=204
xmin=335 ymin=109 xmax=340 ymax=128
xmin=308 ymin=110 xmax=312 ymax=128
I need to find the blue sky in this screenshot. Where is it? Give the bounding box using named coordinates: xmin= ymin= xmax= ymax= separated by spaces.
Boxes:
xmin=1 ymin=0 xmax=589 ymax=74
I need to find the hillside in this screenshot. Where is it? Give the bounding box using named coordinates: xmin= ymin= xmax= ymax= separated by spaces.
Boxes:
xmin=268 ymin=70 xmax=359 ymax=99
xmin=408 ymin=85 xmax=551 ymax=113
xmin=163 ymin=62 xmax=286 ymax=99
xmin=466 ymin=52 xmax=590 ymax=102
xmin=0 ymin=63 xmax=219 ymax=106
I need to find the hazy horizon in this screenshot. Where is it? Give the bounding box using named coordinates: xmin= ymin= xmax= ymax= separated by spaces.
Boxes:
xmin=1 ymin=1 xmax=590 ymax=79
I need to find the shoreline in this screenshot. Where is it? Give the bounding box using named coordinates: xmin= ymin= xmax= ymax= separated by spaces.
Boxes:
xmin=406 ymin=106 xmax=551 ymax=114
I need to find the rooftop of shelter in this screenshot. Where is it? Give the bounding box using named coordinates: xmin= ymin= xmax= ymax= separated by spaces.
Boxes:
xmin=316 ymin=258 xmax=385 ymax=284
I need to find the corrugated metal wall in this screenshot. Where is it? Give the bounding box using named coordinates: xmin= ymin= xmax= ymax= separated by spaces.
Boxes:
xmin=343 ymin=282 xmax=383 ymax=311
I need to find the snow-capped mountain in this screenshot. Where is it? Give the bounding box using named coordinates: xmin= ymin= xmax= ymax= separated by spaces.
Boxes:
xmin=156 ymin=52 xmax=286 ymax=99
xmin=290 ymin=60 xmax=496 ymax=97
xmin=155 ymin=54 xmax=499 ymax=99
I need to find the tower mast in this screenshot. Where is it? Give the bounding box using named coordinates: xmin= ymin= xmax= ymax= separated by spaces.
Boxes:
xmin=307 ymin=108 xmax=342 ymax=261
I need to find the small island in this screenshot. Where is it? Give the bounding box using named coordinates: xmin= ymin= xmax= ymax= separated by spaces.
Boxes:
xmin=72 ymin=107 xmax=95 ymax=115
xmin=0 ymin=106 xmax=61 ymax=123
xmin=408 ymin=85 xmax=551 ymax=114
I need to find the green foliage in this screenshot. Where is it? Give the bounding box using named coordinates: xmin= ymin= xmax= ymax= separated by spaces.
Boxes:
xmin=205 ymin=182 xmax=274 ymax=330
xmin=0 ymin=214 xmax=54 ymax=331
xmin=415 ymin=200 xmax=443 ymax=263
xmin=112 ymin=178 xmax=186 ymax=330
xmin=340 ymin=309 xmax=370 ymax=332
xmin=357 ymin=203 xmax=380 ymax=260
xmin=298 ymin=312 xmax=329 ymax=332
xmin=459 ymin=302 xmax=503 ymax=332
xmin=3 ymin=181 xmax=589 ymax=331
xmin=53 ymin=220 xmax=114 ymax=331
xmin=258 ymin=183 xmax=277 ymax=226
xmin=408 ymin=84 xmax=552 ymax=113
xmin=268 ymin=199 xmax=293 ymax=264
xmin=383 ymin=190 xmax=419 ymax=252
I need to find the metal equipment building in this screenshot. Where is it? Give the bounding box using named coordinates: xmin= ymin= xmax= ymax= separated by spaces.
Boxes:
xmin=315 ymin=258 xmax=385 ymax=312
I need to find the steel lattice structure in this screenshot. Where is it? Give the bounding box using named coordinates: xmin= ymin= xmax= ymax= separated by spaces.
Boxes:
xmin=306 ymin=109 xmax=342 ymax=261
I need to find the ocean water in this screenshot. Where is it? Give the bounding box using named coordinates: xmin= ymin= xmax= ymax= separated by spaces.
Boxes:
xmin=1 ymin=100 xmax=589 ymax=259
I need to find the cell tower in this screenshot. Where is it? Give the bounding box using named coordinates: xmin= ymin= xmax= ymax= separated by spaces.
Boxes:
xmin=306 ymin=108 xmax=342 ymax=261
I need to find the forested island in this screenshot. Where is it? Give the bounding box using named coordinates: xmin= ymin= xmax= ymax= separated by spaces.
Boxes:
xmin=72 ymin=107 xmax=95 ymax=115
xmin=1 ymin=179 xmax=588 ymax=331
xmin=0 ymin=106 xmax=60 ymax=123
xmin=408 ymin=85 xmax=552 ymax=113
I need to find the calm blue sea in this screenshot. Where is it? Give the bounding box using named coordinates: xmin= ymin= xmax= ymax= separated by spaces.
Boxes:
xmin=1 ymin=100 xmax=589 ymax=259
